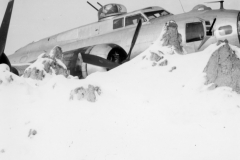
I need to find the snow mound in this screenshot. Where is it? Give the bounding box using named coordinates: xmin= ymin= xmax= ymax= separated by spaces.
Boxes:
xmin=151 ymin=20 xmax=185 ymax=55
xmin=132 ymin=20 xmax=187 ymax=70
xmin=0 ymin=64 xmax=24 ymax=85
xmin=204 ymin=40 xmax=240 ymax=93
xmin=0 ymin=63 xmax=10 ymax=72
xmin=23 ymin=46 xmax=69 ymax=83
xmin=70 ymin=85 xmax=101 ymax=102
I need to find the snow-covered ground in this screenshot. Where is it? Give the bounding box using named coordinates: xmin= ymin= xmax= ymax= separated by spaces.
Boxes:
xmin=1 ymin=42 xmax=240 ymax=160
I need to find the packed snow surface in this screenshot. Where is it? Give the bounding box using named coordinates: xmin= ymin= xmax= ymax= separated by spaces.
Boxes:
xmin=1 ymin=42 xmax=240 ymax=160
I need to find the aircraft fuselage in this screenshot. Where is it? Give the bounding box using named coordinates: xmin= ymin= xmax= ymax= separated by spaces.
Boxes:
xmin=8 ymin=4 xmax=240 ymax=76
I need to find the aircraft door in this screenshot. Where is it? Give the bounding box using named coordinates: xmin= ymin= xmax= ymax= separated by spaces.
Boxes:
xmin=184 ymin=19 xmax=205 ymax=53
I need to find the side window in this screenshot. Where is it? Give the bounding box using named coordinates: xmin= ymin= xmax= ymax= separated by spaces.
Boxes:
xmin=205 ymin=21 xmax=213 ymax=36
xmin=125 ymin=14 xmax=145 ymax=26
xmin=186 ymin=22 xmax=204 ymax=43
xmin=218 ymin=25 xmax=233 ymax=36
xmin=113 ymin=18 xmax=124 ymax=29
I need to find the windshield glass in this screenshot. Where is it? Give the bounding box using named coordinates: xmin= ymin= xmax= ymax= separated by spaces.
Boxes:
xmin=144 ymin=10 xmax=170 ymax=20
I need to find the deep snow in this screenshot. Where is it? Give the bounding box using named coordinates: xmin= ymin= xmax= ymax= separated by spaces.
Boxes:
xmin=1 ymin=42 xmax=240 ymax=160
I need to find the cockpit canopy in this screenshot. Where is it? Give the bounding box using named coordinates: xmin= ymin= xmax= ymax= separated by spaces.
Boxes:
xmin=98 ymin=4 xmax=127 ymax=21
xmin=191 ymin=4 xmax=212 ymax=12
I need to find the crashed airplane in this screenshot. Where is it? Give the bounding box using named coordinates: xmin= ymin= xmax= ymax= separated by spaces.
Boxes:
xmin=1 ymin=0 xmax=240 ymax=78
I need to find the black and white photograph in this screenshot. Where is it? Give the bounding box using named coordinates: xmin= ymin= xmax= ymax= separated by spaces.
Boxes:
xmin=0 ymin=0 xmax=240 ymax=159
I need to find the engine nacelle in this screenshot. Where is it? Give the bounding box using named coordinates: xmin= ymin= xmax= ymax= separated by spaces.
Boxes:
xmin=80 ymin=44 xmax=127 ymax=78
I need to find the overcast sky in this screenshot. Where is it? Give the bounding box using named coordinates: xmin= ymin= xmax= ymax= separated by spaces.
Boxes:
xmin=0 ymin=0 xmax=239 ymax=55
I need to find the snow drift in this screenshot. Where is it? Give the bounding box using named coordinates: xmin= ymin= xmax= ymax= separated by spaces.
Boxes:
xmin=1 ymin=32 xmax=240 ymax=159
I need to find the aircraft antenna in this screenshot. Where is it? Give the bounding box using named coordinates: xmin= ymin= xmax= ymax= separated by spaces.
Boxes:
xmin=97 ymin=2 xmax=103 ymax=7
xmin=179 ymin=0 xmax=185 ymax=13
xmin=205 ymin=1 xmax=224 ymax=9
xmin=87 ymin=1 xmax=98 ymax=11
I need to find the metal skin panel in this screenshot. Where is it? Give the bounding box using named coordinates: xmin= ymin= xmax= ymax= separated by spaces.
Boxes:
xmin=214 ymin=13 xmax=239 ymax=46
xmin=57 ymin=29 xmax=78 ymax=42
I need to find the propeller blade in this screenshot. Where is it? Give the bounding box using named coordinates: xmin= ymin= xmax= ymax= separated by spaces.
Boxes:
xmin=125 ymin=19 xmax=142 ymax=61
xmin=0 ymin=52 xmax=11 ymax=67
xmin=0 ymin=0 xmax=15 ymax=57
xmin=81 ymin=53 xmax=119 ymax=69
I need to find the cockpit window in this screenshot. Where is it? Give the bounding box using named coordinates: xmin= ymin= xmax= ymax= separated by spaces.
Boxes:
xmin=218 ymin=25 xmax=233 ymax=36
xmin=144 ymin=10 xmax=170 ymax=20
xmin=113 ymin=18 xmax=124 ymax=29
xmin=125 ymin=14 xmax=146 ymax=26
